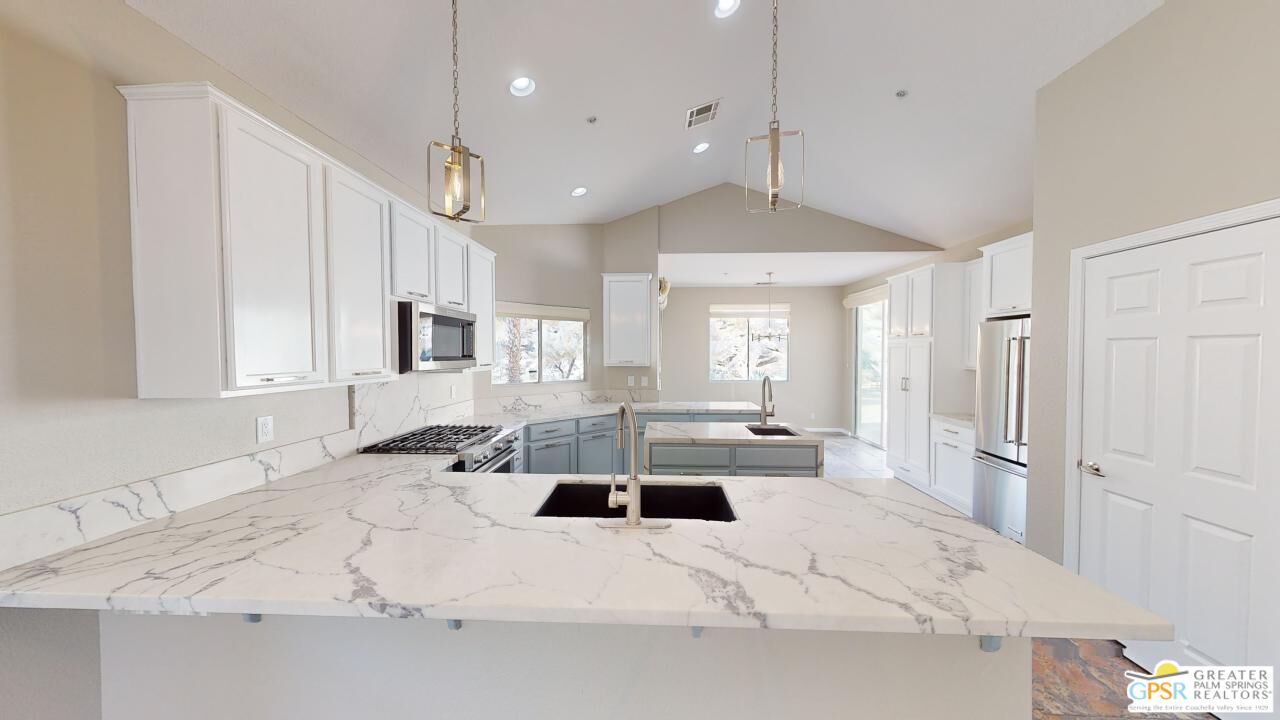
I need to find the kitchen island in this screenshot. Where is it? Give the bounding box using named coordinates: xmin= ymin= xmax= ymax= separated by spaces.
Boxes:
xmin=0 ymin=454 xmax=1170 ymax=719
xmin=643 ymin=421 xmax=825 ymax=476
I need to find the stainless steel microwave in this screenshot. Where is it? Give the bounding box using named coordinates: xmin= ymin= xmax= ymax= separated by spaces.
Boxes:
xmin=396 ymin=301 xmax=477 ymax=373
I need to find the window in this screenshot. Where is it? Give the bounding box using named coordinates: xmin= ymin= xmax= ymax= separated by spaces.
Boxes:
xmin=493 ymin=302 xmax=587 ymax=385
xmin=708 ymin=304 xmax=789 ymax=382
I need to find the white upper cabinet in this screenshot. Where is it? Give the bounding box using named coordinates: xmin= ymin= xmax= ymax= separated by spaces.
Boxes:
xmin=962 ymin=259 xmax=982 ymax=370
xmin=982 ymin=232 xmax=1033 ymax=317
xmin=887 ymin=274 xmax=909 ymax=338
xmin=221 ymin=109 xmax=330 ymax=390
xmin=887 ymin=266 xmax=934 ymax=339
xmin=907 ymin=266 xmax=934 ymax=337
xmin=390 ymin=201 xmax=435 ymax=304
xmin=325 ymin=165 xmax=393 ymax=383
xmin=435 ymin=228 xmax=470 ymax=311
xmin=467 ymin=241 xmax=497 ymax=368
xmin=603 ymin=273 xmax=653 ymax=366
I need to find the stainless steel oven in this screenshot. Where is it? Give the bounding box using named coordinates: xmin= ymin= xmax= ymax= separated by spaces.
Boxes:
xmin=397 ymin=301 xmax=477 ymax=373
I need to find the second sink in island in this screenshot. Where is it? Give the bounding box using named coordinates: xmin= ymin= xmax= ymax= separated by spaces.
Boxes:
xmin=643 ymin=421 xmax=825 ymax=477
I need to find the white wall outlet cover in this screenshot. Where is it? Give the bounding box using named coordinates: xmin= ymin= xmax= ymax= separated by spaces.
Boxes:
xmin=450 ymin=384 xmax=456 ymax=399
xmin=640 ymin=376 xmax=649 ymax=387
xmin=627 ymin=376 xmax=635 ymax=387
xmin=255 ymin=416 xmax=275 ymax=443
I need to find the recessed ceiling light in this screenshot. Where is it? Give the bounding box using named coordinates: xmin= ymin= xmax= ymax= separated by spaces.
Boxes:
xmin=509 ymin=77 xmax=536 ymax=97
xmin=693 ymin=142 xmax=710 ymax=154
xmin=570 ymin=187 xmax=588 ymax=197
xmin=714 ymin=0 xmax=740 ymax=18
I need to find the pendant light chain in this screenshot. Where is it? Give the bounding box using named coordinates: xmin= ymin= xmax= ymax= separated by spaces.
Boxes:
xmin=451 ymin=0 xmax=461 ymax=138
xmin=770 ymin=0 xmax=779 ymax=121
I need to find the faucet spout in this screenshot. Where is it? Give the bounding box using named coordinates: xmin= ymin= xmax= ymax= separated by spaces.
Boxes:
xmin=598 ymin=400 xmax=671 ymax=530
xmin=760 ymin=376 xmax=774 ymax=426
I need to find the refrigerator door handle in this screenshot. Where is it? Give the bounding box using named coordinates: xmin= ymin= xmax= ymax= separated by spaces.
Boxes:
xmin=1003 ymin=338 xmax=1020 ymax=445
xmin=1013 ymin=336 xmax=1028 ymax=447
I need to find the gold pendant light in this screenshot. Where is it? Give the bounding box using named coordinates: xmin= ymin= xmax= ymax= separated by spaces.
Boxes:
xmin=428 ymin=0 xmax=485 ymax=223
xmin=745 ymin=0 xmax=803 ymax=213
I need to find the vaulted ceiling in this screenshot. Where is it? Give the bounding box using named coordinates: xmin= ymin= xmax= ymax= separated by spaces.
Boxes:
xmin=127 ymin=0 xmax=1161 ymax=247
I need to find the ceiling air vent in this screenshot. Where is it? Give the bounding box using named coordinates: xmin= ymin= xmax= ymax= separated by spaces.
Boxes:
xmin=685 ymin=99 xmax=720 ymax=129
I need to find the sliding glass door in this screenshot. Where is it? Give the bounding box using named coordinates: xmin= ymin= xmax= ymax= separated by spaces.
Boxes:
xmin=854 ymin=300 xmax=886 ymax=447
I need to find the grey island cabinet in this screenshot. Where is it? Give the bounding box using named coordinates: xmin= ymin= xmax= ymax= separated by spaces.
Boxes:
xmin=643 ymin=422 xmax=824 ymax=477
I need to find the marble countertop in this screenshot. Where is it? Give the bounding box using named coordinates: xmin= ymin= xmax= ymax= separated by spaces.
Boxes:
xmin=463 ymin=401 xmax=760 ymax=436
xmin=643 ymin=422 xmax=823 ymax=446
xmin=0 ymin=454 xmax=1171 ymax=641
xmin=932 ymin=412 xmax=976 ymax=429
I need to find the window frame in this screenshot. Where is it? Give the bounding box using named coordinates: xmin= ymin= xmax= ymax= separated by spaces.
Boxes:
xmin=493 ymin=302 xmax=590 ymax=386
xmin=707 ymin=306 xmax=791 ymax=383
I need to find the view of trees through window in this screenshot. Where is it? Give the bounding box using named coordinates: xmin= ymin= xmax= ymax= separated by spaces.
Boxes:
xmin=709 ymin=316 xmax=789 ymax=381
xmin=493 ymin=316 xmax=585 ymax=384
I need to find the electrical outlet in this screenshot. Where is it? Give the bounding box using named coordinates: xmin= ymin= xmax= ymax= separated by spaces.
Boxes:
xmin=627 ymin=376 xmax=635 ymax=387
xmin=255 ymin=416 xmax=275 ymax=444
xmin=640 ymin=376 xmax=649 ymax=387
xmin=450 ymin=383 xmax=457 ymax=400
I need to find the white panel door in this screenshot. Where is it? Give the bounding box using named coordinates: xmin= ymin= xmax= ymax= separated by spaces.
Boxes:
xmin=907 ymin=267 xmax=933 ymax=338
xmin=468 ymin=242 xmax=496 ymax=368
xmin=221 ymin=109 xmax=327 ymax=389
xmin=435 ymin=228 xmax=469 ymax=311
xmin=603 ymin=273 xmax=652 ymax=366
xmin=885 ymin=341 xmax=908 ymax=464
xmin=887 ymin=274 xmax=909 ymax=338
xmin=1078 ymin=220 xmax=1279 ymax=676
xmin=906 ymin=341 xmax=932 ymax=470
xmin=325 ymin=165 xmax=392 ymax=382
xmin=390 ymin=202 xmax=434 ymax=303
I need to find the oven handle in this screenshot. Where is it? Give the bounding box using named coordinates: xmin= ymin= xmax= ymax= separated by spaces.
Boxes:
xmin=472 ymin=447 xmax=518 ymax=473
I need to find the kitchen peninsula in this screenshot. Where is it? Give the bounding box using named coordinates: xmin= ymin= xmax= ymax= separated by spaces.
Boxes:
xmin=0 ymin=454 xmax=1170 ymax=719
xmin=644 ymin=421 xmax=825 ymax=476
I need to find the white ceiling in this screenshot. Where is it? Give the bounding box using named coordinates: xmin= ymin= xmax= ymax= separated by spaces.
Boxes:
xmin=127 ymin=0 xmax=1161 ymax=247
xmin=659 ymin=251 xmax=935 ymax=288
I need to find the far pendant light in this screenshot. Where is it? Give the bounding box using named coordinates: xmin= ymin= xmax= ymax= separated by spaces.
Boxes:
xmin=753 ymin=272 xmax=789 ymax=342
xmin=428 ymin=0 xmax=486 ymax=223
xmin=745 ymin=0 xmax=804 ymax=213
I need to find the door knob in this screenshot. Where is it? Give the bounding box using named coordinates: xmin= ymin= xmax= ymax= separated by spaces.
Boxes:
xmin=1077 ymin=460 xmax=1106 ymax=477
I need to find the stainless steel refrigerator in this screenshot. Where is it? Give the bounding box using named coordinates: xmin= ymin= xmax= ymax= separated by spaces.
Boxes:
xmin=973 ymin=316 xmax=1030 ymax=544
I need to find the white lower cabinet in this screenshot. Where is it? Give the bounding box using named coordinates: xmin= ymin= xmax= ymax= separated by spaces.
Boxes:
xmin=886 ymin=339 xmax=932 ymax=487
xmin=325 ymin=165 xmax=393 ymax=383
xmin=929 ymin=418 xmax=975 ymax=516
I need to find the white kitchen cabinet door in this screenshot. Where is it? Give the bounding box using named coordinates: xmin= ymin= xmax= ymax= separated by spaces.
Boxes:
xmin=983 ymin=232 xmax=1033 ymax=317
xmin=390 ymin=201 xmax=435 ymax=303
xmin=603 ymin=273 xmax=653 ymax=366
xmin=905 ymin=341 xmax=932 ymax=470
xmin=931 ymin=437 xmax=974 ymax=516
xmin=887 ymin=273 xmax=909 ymax=338
xmin=962 ymin=260 xmax=982 ymax=370
xmin=221 ymin=108 xmax=328 ymax=389
xmin=467 ymin=241 xmax=497 ymax=368
xmin=885 ymin=341 xmax=909 ymax=466
xmin=325 ymin=165 xmax=392 ymax=383
xmin=907 ymin=266 xmax=933 ymax=338
xmin=435 ymin=228 xmax=469 ymax=311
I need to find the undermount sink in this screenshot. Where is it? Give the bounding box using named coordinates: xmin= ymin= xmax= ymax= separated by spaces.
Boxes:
xmin=745 ymin=424 xmax=800 ymax=437
xmin=535 ymin=482 xmax=737 ymax=522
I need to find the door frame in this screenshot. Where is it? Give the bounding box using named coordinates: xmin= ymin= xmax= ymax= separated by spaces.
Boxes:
xmin=1062 ymin=196 xmax=1280 ymax=572
xmin=844 ymin=287 xmax=888 ymax=446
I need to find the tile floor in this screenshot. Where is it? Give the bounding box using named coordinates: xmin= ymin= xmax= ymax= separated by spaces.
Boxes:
xmin=822 ymin=436 xmax=1217 ymax=720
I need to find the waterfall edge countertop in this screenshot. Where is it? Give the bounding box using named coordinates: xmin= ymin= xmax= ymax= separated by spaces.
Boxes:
xmin=0 ymin=454 xmax=1171 ymax=641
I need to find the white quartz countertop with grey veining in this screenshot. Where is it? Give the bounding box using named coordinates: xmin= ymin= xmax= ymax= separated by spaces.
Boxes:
xmin=0 ymin=453 xmax=1171 ymax=641
xmin=643 ymin=422 xmax=823 ymax=446
xmin=463 ymin=401 xmax=760 ymax=435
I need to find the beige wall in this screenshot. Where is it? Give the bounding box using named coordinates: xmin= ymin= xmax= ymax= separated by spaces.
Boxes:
xmin=659 ymin=184 xmax=935 ymax=254
xmin=468 ymin=225 xmax=606 ymax=397
xmin=659 ymin=286 xmax=847 ymax=429
xmin=1027 ymin=0 xmax=1280 ymax=561
xmin=841 ymin=220 xmax=1031 ymax=297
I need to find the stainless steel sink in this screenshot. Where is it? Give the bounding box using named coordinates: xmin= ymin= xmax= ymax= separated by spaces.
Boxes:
xmin=535 ymin=483 xmax=737 ymax=522
xmin=745 ymin=424 xmax=800 ymax=437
